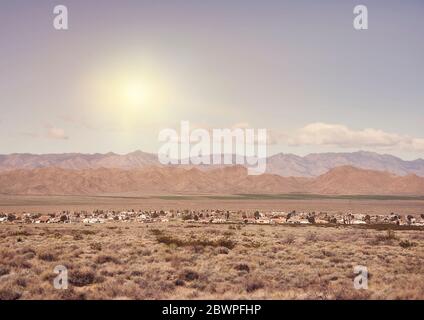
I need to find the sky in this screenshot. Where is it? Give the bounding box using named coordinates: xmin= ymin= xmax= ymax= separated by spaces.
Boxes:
xmin=0 ymin=0 xmax=423 ymax=159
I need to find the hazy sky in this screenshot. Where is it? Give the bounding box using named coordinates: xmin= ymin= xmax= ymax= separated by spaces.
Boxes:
xmin=1 ymin=0 xmax=423 ymax=159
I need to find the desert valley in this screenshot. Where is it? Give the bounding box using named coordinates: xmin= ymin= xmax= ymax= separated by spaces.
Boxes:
xmin=0 ymin=151 xmax=424 ymax=300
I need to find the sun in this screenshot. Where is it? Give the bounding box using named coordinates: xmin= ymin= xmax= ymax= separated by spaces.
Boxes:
xmin=117 ymin=77 xmax=150 ymax=110
xmin=87 ymin=69 xmax=167 ymax=113
xmin=82 ymin=58 xmax=178 ymax=128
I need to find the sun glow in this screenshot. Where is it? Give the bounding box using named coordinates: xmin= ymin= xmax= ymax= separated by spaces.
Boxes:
xmin=121 ymin=81 xmax=145 ymax=108
xmin=101 ymin=73 xmax=164 ymax=112
xmin=83 ymin=59 xmax=176 ymax=127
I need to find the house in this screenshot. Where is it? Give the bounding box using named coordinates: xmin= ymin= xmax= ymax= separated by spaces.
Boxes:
xmin=352 ymin=219 xmax=366 ymax=225
xmin=211 ymin=218 xmax=226 ymax=224
xmin=257 ymin=218 xmax=271 ymax=224
xmin=35 ymin=216 xmax=50 ymax=224
xmin=83 ymin=218 xmax=104 ymax=224
xmin=315 ymin=219 xmax=329 ymax=224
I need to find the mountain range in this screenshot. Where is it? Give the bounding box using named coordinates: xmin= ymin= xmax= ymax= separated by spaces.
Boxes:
xmin=0 ymin=150 xmax=423 ymax=177
xmin=0 ymin=165 xmax=423 ymax=196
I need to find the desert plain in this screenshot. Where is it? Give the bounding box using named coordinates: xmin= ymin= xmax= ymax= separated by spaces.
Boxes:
xmin=0 ymin=194 xmax=423 ymax=300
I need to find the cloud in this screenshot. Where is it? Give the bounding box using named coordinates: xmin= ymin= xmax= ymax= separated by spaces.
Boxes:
xmin=286 ymin=122 xmax=424 ymax=152
xmin=46 ymin=127 xmax=69 ymax=140
xmin=59 ymin=115 xmax=95 ymax=130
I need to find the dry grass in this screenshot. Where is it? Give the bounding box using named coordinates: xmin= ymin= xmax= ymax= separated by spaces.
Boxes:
xmin=0 ymin=222 xmax=423 ymax=299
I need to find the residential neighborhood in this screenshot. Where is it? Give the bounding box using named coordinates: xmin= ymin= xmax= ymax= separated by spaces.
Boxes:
xmin=1 ymin=209 xmax=423 ymax=227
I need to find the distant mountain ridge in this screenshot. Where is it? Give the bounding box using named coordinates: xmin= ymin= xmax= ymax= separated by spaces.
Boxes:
xmin=266 ymin=151 xmax=424 ymax=177
xmin=0 ymin=150 xmax=423 ymax=177
xmin=0 ymin=165 xmax=423 ymax=196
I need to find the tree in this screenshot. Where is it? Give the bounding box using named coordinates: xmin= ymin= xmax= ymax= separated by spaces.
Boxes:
xmin=329 ymin=217 xmax=337 ymax=224
xmin=364 ymin=215 xmax=371 ymax=224
xmin=254 ymin=211 xmax=260 ymax=220
xmin=182 ymin=214 xmax=192 ymax=221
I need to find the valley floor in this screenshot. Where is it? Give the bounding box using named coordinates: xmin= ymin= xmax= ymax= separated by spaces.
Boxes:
xmin=1 ymin=194 xmax=423 ymax=215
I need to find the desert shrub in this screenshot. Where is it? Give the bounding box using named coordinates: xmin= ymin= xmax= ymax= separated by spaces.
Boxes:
xmin=216 ymin=247 xmax=229 ymax=255
xmin=8 ymin=230 xmax=31 ymax=237
xmin=15 ymin=278 xmax=27 ymax=288
xmin=399 ymin=240 xmax=416 ymax=249
xmin=130 ymin=270 xmax=143 ymax=277
xmin=179 ymin=269 xmax=199 ymax=282
xmin=139 ymin=249 xmax=152 ymax=256
xmin=80 ymin=229 xmax=96 ymax=235
xmin=149 ymin=229 xmax=163 ymax=236
xmin=284 ymin=233 xmax=296 ymax=245
xmin=18 ymin=247 xmax=36 ymax=255
xmin=235 ymin=263 xmax=250 ymax=273
xmin=192 ymin=245 xmax=205 ymax=254
xmin=386 ymin=230 xmax=397 ymax=240
xmin=216 ymin=238 xmax=236 ymax=249
xmin=38 ymin=251 xmax=57 ymax=262
xmin=0 ymin=265 xmax=10 ymax=276
xmin=373 ymin=230 xmax=398 ymax=245
xmin=175 ymin=279 xmax=185 ymax=286
xmin=90 ymin=243 xmax=102 ymax=251
xmin=10 ymin=258 xmax=32 ymax=269
xmin=246 ymin=278 xmax=264 ymax=292
xmin=69 ymin=269 xmax=96 ymax=287
xmin=330 ymin=257 xmax=344 ymax=264
xmin=73 ymin=234 xmax=83 ymax=240
xmin=95 ymin=254 xmax=120 ymax=264
xmin=156 ymin=234 xmax=236 ymax=249
xmin=0 ymin=287 xmax=21 ymax=300
xmin=156 ymin=235 xmax=183 ymax=246
xmin=321 ymin=250 xmax=335 ymax=257
xmin=305 ymin=232 xmax=318 ymax=242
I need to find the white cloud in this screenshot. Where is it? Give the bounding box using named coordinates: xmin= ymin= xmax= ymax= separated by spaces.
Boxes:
xmin=46 ymin=127 xmax=69 ymax=140
xmin=286 ymin=122 xmax=424 ymax=152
